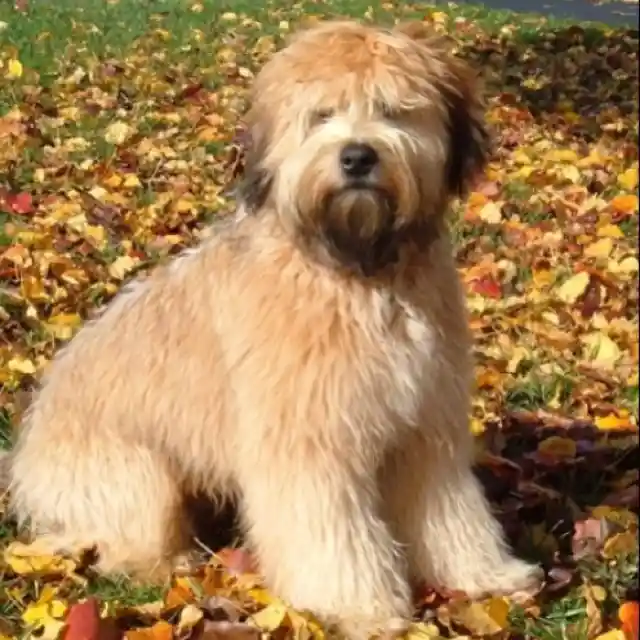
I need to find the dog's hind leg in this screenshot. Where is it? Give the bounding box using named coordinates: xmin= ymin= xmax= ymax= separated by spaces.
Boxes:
xmin=9 ymin=438 xmax=190 ymax=580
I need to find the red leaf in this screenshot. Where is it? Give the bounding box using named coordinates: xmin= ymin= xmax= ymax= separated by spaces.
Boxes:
xmin=469 ymin=276 xmax=502 ymax=299
xmin=63 ymin=598 xmax=122 ymax=640
xmin=475 ymin=180 xmax=501 ymax=198
xmin=7 ymin=192 xmax=34 ymax=215
xmin=216 ymin=547 xmax=258 ymax=576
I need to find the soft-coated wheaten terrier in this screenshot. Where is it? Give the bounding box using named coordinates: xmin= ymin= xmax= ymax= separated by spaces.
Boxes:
xmin=4 ymin=19 xmax=542 ymax=638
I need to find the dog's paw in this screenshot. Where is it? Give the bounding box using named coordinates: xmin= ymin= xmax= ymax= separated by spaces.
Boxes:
xmin=461 ymin=558 xmax=544 ymax=602
xmin=331 ymin=615 xmax=410 ymax=640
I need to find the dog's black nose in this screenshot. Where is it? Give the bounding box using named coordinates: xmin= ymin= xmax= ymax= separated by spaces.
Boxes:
xmin=340 ymin=143 xmax=378 ymax=178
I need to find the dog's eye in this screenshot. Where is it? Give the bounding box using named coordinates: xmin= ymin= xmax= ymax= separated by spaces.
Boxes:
xmin=310 ymin=108 xmax=334 ymax=126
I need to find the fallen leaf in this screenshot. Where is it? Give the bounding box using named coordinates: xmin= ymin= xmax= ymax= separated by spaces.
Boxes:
xmin=125 ymin=621 xmax=173 ymax=640
xmin=594 ymin=414 xmax=634 ymax=431
xmin=478 ymin=201 xmax=503 ymax=224
xmin=619 ymin=602 xmax=639 ymax=640
xmin=602 ymin=532 xmax=638 ymax=559
xmin=22 ymin=586 xmax=67 ymax=639
xmin=447 ymin=597 xmax=510 ymax=636
xmin=610 ymin=194 xmax=638 ymax=215
xmin=582 ymin=333 xmax=621 ymax=370
xmin=104 ymin=122 xmax=132 ymax=146
xmin=5 ymin=59 xmax=23 ymax=79
xmin=176 ymin=605 xmax=203 ymax=635
xmin=557 ymin=272 xmax=590 ymax=304
xmin=62 ymin=598 xmax=122 ymax=640
xmin=594 ymin=631 xmax=627 ymax=640
xmin=617 ymin=167 xmax=638 ymax=191
xmin=4 ymin=541 xmax=78 ymax=577
xmin=249 ymin=601 xmax=288 ymax=632
xmin=537 ymin=436 xmax=577 ymax=460
xmin=199 ymin=621 xmax=260 ymax=640
xmin=584 ymin=237 xmax=613 ymax=259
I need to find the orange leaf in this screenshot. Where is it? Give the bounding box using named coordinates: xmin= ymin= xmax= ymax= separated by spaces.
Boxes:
xmin=619 ymin=601 xmax=639 ymax=640
xmin=610 ymin=194 xmax=638 ymax=215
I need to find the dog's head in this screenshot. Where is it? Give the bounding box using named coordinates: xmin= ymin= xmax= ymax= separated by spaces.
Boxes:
xmin=237 ymin=20 xmax=489 ymax=275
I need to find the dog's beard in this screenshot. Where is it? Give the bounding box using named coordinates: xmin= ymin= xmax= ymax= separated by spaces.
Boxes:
xmin=313 ymin=186 xmax=402 ymax=276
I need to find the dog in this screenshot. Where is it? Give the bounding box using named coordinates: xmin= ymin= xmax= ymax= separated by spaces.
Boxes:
xmin=4 ymin=19 xmax=542 ymax=638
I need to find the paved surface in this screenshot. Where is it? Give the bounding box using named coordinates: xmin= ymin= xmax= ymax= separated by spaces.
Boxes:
xmin=462 ymin=0 xmax=639 ymax=27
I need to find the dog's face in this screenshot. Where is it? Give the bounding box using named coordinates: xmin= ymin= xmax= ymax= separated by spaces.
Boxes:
xmin=238 ymin=20 xmax=488 ymax=275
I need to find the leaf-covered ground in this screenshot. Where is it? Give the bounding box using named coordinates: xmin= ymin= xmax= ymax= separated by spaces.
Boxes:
xmin=0 ymin=1 xmax=638 ymax=639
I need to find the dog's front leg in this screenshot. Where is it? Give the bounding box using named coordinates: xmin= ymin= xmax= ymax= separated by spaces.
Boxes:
xmin=237 ymin=450 xmax=412 ymax=638
xmin=382 ymin=432 xmax=542 ymax=600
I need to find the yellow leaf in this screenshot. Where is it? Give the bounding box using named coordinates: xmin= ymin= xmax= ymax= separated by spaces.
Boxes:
xmin=538 ymin=436 xmax=577 ymax=459
xmin=582 ymin=333 xmax=621 ymax=370
xmin=513 ymin=150 xmax=531 ymax=165
xmin=123 ymin=174 xmax=142 ymax=188
xmin=576 ymin=149 xmax=609 ymax=167
xmin=104 ymin=121 xmax=131 ymax=145
xmin=589 ymin=585 xmax=608 ymax=602
xmin=545 ymin=149 xmax=579 ymax=163
xmin=560 ymin=165 xmax=581 ymax=184
xmin=617 ymin=167 xmax=638 ymax=191
xmin=557 ymin=272 xmax=590 ymax=303
xmin=603 ymin=532 xmax=637 ymax=559
xmin=595 ymin=414 xmax=634 ymax=431
xmin=449 ymin=598 xmax=509 ymax=636
xmin=404 ymin=622 xmax=445 ymax=638
xmin=533 ymin=268 xmax=554 ymax=287
xmin=108 ymin=255 xmax=139 ymax=280
xmin=250 ymin=601 xmax=289 ymax=631
xmin=174 ymin=198 xmax=195 ymax=214
xmin=485 ymin=597 xmax=510 ymax=628
xmin=584 ymin=238 xmax=613 ymax=259
xmin=591 ymin=506 xmax=637 ymax=528
xmin=478 ymin=201 xmax=502 ymax=224
xmin=616 ymin=256 xmax=639 ymax=273
xmin=470 ymin=418 xmax=485 ymax=435
xmin=22 ymin=589 xmax=67 ymax=640
xmin=597 ymin=223 xmax=624 ymax=238
xmin=4 ymin=541 xmax=77 ymax=577
xmin=594 ymin=631 xmax=626 ymax=640
xmin=176 ymin=604 xmax=203 ymax=634
xmin=85 ymin=224 xmax=107 ymax=248
xmin=6 ymin=58 xmax=23 ymax=79
xmin=7 ymin=357 xmax=36 ymax=375
xmin=48 ymin=312 xmax=82 ymax=327
xmin=45 ymin=313 xmax=83 ymax=340
xmin=103 ymin=173 xmax=123 ymax=188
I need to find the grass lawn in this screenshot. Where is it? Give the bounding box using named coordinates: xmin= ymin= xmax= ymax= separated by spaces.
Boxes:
xmin=0 ymin=0 xmax=638 ymax=638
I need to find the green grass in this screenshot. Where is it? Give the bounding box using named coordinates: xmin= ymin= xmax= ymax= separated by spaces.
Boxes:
xmin=0 ymin=0 xmax=621 ymax=80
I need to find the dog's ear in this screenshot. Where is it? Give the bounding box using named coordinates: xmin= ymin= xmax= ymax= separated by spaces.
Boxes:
xmin=439 ymin=58 xmax=490 ymax=196
xmin=393 ymin=21 xmax=490 ymax=196
xmin=234 ymin=114 xmax=274 ymax=212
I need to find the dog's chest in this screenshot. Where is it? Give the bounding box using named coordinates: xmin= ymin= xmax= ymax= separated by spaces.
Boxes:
xmin=356 ymin=291 xmax=437 ymax=423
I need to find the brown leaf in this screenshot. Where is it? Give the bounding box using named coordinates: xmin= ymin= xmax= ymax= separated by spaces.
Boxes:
xmin=198 ymin=621 xmax=260 ymax=640
xmin=572 ymin=518 xmax=610 ymax=560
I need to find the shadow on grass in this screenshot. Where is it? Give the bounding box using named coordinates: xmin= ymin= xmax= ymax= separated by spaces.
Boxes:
xmin=454 ymin=22 xmax=638 ymax=145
